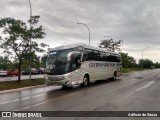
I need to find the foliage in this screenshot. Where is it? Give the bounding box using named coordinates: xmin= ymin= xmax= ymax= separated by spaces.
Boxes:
xmin=0 ymin=54 xmax=47 ymax=71
xmin=0 ymin=15 xmax=47 ymax=83
xmin=41 ymin=54 xmax=48 ymax=68
xmin=0 ymin=56 xmax=13 ymax=70
xmin=138 ymin=59 xmax=154 ymax=68
xmin=99 ymin=38 xmax=123 ymax=52
xmin=121 ymin=52 xmax=137 ymax=68
xmin=20 ymin=51 xmax=40 ymax=70
xmin=154 ymin=62 xmax=160 ymax=68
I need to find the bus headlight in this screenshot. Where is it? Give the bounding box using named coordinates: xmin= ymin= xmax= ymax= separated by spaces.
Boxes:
xmin=64 ymin=73 xmax=71 ymax=79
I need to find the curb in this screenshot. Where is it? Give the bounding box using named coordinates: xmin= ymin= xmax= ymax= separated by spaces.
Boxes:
xmin=0 ymin=84 xmax=47 ymax=94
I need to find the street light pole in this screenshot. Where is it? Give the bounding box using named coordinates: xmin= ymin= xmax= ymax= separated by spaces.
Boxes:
xmin=28 ymin=0 xmax=32 ymax=80
xmin=77 ymin=23 xmax=90 ymax=46
xmin=142 ymin=47 xmax=149 ymax=68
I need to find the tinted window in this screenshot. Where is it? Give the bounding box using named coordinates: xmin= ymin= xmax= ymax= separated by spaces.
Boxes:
xmin=82 ymin=48 xmax=121 ymax=62
xmin=82 ymin=49 xmax=92 ymax=61
xmin=92 ymin=50 xmax=99 ymax=61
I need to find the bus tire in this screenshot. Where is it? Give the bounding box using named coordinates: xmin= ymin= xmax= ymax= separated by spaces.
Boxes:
xmin=82 ymin=75 xmax=89 ymax=87
xmin=111 ymin=72 xmax=117 ymax=80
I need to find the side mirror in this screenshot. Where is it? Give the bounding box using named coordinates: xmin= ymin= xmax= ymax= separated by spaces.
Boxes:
xmin=67 ymin=51 xmax=80 ymax=61
xmin=68 ymin=51 xmax=82 ymax=70
xmin=75 ymin=55 xmax=81 ymax=68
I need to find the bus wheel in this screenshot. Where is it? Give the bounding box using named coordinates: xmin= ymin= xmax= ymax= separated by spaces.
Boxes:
xmin=82 ymin=75 xmax=89 ymax=87
xmin=112 ymin=72 xmax=117 ymax=80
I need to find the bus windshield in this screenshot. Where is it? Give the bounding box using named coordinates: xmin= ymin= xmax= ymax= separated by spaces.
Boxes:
xmin=46 ymin=47 xmax=83 ymax=75
xmin=46 ymin=49 xmax=72 ymax=75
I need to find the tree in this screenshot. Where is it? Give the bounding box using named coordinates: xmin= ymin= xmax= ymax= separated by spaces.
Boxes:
xmin=0 ymin=56 xmax=13 ymax=70
xmin=0 ymin=15 xmax=47 ymax=83
xmin=40 ymin=54 xmax=48 ymax=68
xmin=21 ymin=51 xmax=41 ymax=70
xmin=99 ymin=38 xmax=123 ymax=52
xmin=121 ymin=52 xmax=137 ymax=68
xmin=154 ymin=62 xmax=160 ymax=68
xmin=138 ymin=59 xmax=153 ymax=68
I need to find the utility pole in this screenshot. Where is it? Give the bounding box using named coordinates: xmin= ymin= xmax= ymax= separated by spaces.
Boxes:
xmin=77 ymin=23 xmax=90 ymax=46
xmin=142 ymin=47 xmax=149 ymax=68
xmin=28 ymin=0 xmax=32 ymax=80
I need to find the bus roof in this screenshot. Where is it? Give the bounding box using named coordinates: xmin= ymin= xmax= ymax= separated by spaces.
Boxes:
xmin=50 ymin=43 xmax=120 ymax=56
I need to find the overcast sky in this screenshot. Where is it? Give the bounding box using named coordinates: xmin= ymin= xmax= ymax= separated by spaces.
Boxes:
xmin=0 ymin=0 xmax=160 ymax=62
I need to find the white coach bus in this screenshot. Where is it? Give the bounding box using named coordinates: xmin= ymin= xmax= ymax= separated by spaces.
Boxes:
xmin=45 ymin=43 xmax=122 ymax=88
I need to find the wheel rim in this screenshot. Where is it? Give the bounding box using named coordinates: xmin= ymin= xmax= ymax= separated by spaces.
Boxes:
xmin=83 ymin=77 xmax=88 ymax=86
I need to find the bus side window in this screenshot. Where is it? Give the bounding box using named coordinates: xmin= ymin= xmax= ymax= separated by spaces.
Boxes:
xmin=105 ymin=53 xmax=110 ymax=61
xmin=100 ymin=52 xmax=106 ymax=61
xmin=107 ymin=54 xmax=120 ymax=62
xmin=110 ymin=54 xmax=116 ymax=62
xmin=82 ymin=49 xmax=92 ymax=61
xmin=92 ymin=50 xmax=99 ymax=61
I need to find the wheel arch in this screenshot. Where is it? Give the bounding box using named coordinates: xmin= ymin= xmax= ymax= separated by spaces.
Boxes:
xmin=114 ymin=71 xmax=117 ymax=76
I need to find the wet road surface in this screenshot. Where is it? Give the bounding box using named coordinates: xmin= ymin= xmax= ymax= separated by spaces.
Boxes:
xmin=0 ymin=69 xmax=160 ymax=120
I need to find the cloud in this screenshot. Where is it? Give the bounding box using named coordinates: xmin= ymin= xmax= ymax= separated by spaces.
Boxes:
xmin=0 ymin=0 xmax=160 ymax=62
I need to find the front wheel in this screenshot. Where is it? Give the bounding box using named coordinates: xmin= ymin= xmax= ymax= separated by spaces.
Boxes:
xmin=82 ymin=75 xmax=89 ymax=87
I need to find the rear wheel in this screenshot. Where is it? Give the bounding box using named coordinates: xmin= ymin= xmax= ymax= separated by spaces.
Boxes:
xmin=113 ymin=72 xmax=117 ymax=80
xmin=111 ymin=72 xmax=117 ymax=80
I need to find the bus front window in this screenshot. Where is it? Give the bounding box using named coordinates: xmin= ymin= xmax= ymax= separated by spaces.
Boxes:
xmin=46 ymin=49 xmax=72 ymax=75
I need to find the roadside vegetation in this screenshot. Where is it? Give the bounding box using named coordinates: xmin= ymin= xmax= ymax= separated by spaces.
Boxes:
xmin=120 ymin=52 xmax=160 ymax=73
xmin=0 ymin=79 xmax=45 ymax=91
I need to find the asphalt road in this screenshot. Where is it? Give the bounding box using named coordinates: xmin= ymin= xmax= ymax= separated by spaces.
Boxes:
xmin=0 ymin=69 xmax=160 ymax=120
xmin=0 ymin=74 xmax=45 ymax=82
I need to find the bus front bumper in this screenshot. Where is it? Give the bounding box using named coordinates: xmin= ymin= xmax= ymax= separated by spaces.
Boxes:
xmin=45 ymin=76 xmax=72 ymax=87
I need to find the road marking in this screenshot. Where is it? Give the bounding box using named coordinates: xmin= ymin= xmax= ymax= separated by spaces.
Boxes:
xmin=136 ymin=81 xmax=154 ymax=92
xmin=126 ymin=81 xmax=155 ymax=96
xmin=119 ymin=71 xmax=159 ymax=89
xmin=14 ymin=70 xmax=160 ymax=111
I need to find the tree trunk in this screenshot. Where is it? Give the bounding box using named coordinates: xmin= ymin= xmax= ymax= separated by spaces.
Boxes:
xmin=18 ymin=60 xmax=22 ymax=84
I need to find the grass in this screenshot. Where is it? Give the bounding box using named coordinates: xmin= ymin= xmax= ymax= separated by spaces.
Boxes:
xmin=122 ymin=68 xmax=148 ymax=73
xmin=0 ymin=78 xmax=45 ymax=91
